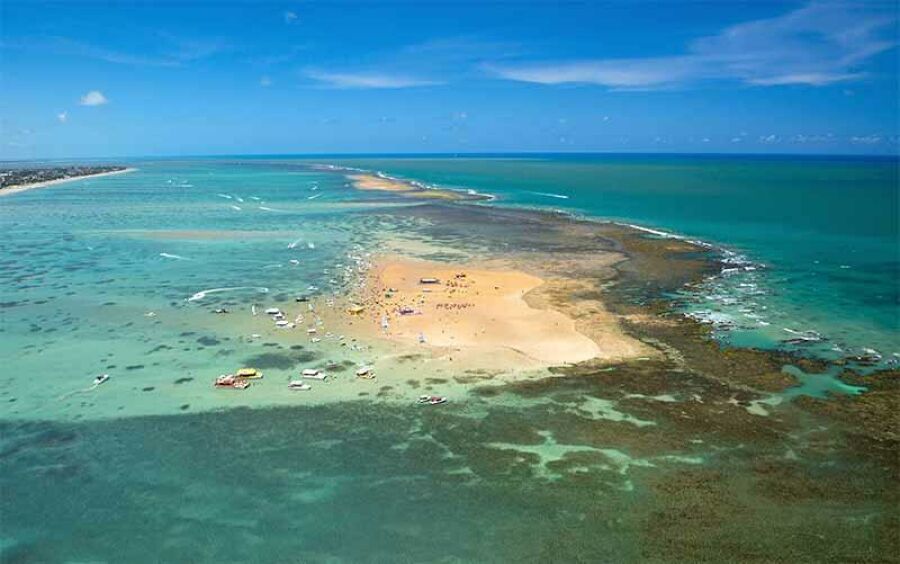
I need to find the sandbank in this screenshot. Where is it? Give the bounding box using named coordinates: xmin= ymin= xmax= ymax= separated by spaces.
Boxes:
xmin=335 ymin=256 xmax=649 ymax=368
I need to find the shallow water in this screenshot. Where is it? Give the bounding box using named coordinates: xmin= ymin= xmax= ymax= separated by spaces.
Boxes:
xmin=2 ymin=157 xmax=897 ymax=561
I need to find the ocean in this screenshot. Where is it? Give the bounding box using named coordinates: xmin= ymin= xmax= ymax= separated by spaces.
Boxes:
xmin=1 ymin=154 xmax=897 ymax=562
xmin=322 ymin=154 xmax=899 ymax=365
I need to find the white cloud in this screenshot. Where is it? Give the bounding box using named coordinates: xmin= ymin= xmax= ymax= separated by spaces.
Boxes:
xmin=260 ymin=75 xmax=272 ymax=87
xmin=306 ymin=70 xmax=440 ymax=89
xmin=57 ymin=111 xmax=68 ymax=123
xmin=488 ymin=2 xmax=896 ymax=89
xmin=8 ymin=34 xmax=225 ymax=67
xmin=79 ymin=90 xmax=108 ymax=106
xmin=284 ymin=11 xmax=298 ymax=24
xmin=850 ymin=134 xmax=883 ymax=144
xmin=759 ymin=134 xmax=780 ymax=144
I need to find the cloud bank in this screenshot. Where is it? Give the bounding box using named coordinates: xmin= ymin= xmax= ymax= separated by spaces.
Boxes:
xmin=488 ymin=2 xmax=896 ymax=88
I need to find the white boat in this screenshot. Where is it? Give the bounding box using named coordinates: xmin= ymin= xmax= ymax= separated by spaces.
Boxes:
xmin=302 ymin=368 xmax=320 ymax=376
xmin=288 ymin=380 xmax=312 ymax=391
xmin=356 ymin=366 xmax=374 ymax=378
xmin=94 ymin=374 xmax=110 ymax=386
xmin=264 ymin=308 xmax=281 ymax=315
xmin=417 ymin=395 xmax=447 ymax=405
xmin=275 ymin=320 xmax=290 ymax=327
xmin=302 ymin=369 xmax=327 ymax=380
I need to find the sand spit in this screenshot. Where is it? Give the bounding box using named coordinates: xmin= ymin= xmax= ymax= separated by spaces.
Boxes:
xmin=0 ymin=167 xmax=136 ymax=197
xmin=348 ymin=173 xmax=484 ymax=201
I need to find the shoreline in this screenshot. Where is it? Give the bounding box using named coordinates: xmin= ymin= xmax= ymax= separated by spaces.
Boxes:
xmin=0 ymin=167 xmax=137 ymax=197
xmin=322 ymin=163 xmax=894 ymax=373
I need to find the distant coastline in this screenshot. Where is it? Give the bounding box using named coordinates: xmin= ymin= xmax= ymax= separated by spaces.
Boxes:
xmin=0 ymin=167 xmax=136 ymax=197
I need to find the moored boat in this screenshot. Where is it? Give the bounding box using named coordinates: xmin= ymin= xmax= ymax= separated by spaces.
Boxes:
xmin=236 ymin=367 xmax=262 ymax=379
xmin=417 ymin=395 xmax=447 ymax=405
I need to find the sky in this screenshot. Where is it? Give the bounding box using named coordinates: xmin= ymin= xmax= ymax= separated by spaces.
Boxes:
xmin=1 ymin=0 xmax=898 ymax=159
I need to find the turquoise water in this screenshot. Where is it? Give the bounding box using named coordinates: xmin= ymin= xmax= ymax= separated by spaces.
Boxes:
xmin=2 ymin=156 xmax=897 ymax=561
xmin=323 ymin=155 xmax=899 ymax=365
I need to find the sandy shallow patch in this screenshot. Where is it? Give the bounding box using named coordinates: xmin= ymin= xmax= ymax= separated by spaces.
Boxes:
xmin=336 ymin=256 xmax=650 ymax=369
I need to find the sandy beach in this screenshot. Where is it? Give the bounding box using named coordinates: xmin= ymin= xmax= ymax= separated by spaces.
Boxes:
xmin=0 ymin=167 xmax=136 ymax=197
xmin=333 ymin=255 xmax=650 ymax=369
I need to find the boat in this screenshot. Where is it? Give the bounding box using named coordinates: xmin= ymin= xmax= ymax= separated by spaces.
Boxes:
xmin=236 ymin=367 xmax=262 ymax=379
xmin=215 ymin=374 xmax=236 ymax=387
xmin=94 ymin=374 xmax=110 ymax=386
xmin=275 ymin=319 xmax=290 ymax=327
xmin=356 ymin=366 xmax=374 ymax=378
xmin=417 ymin=395 xmax=447 ymax=405
xmin=232 ymin=380 xmax=251 ymax=390
xmin=302 ymin=369 xmax=327 ymax=380
xmin=264 ymin=307 xmax=281 ymax=315
xmin=288 ymin=380 xmax=312 ymax=391
xmin=347 ymin=304 xmax=365 ymax=315
xmin=419 ymin=277 xmax=440 ymax=285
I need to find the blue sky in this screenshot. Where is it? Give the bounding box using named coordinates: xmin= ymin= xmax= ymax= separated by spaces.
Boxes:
xmin=1 ymin=0 xmax=898 ymax=158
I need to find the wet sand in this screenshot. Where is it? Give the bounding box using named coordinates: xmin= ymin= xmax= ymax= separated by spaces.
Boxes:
xmin=0 ymin=167 xmax=136 ymax=197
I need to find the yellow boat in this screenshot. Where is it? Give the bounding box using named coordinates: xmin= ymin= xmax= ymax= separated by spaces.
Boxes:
xmin=347 ymin=304 xmax=365 ymax=315
xmin=236 ymin=367 xmax=262 ymax=379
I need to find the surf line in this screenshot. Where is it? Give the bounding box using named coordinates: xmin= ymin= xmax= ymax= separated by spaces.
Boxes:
xmin=187 ymin=286 xmax=270 ymax=302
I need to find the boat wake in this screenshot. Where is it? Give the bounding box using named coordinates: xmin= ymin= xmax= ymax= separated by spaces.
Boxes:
xmin=159 ymin=252 xmax=191 ymax=260
xmin=187 ymin=286 xmax=270 ymax=302
xmin=529 ymin=191 xmax=570 ymax=199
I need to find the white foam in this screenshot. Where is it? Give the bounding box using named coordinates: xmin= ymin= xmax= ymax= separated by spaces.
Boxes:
xmin=529 ymin=191 xmax=570 ymax=199
xmin=159 ymin=252 xmax=191 ymax=261
xmin=230 ymin=205 xmax=242 ymax=211
xmin=187 ymin=286 xmax=269 ymax=302
xmin=216 ymin=193 xmax=232 ymax=199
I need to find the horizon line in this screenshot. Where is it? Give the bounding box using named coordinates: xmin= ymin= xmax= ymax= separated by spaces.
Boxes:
xmin=2 ymin=150 xmax=898 ymax=164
